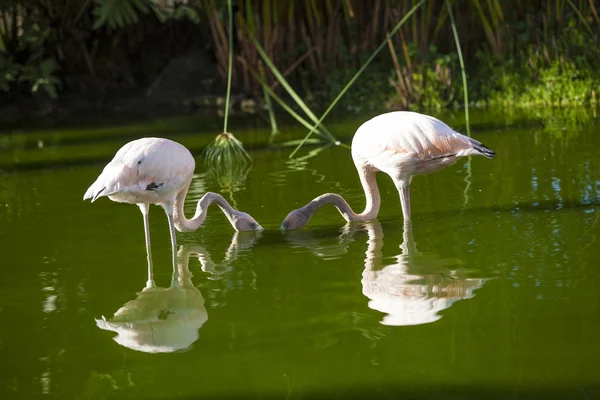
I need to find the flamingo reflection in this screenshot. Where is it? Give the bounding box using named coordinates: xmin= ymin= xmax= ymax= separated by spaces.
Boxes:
xmin=362 ymin=221 xmax=488 ymax=326
xmin=96 ymin=232 xmax=260 ymax=353
xmin=284 ymin=221 xmax=489 ymax=326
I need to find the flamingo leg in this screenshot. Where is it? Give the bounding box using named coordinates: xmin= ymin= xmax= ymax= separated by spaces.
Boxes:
xmin=163 ymin=203 xmax=179 ymax=284
xmin=394 ymin=177 xmax=412 ymax=224
xmin=138 ymin=203 xmax=155 ymax=288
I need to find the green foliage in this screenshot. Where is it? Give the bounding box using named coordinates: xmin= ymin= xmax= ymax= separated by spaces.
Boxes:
xmin=1 ymin=0 xmax=600 ymax=116
xmin=154 ymin=2 xmax=199 ymax=23
xmin=317 ymin=66 xmax=393 ymax=114
xmin=0 ymin=59 xmax=17 ymax=92
xmin=288 ymin=0 xmax=426 ymax=158
xmin=247 ymin=29 xmax=336 ymax=143
xmin=91 ymin=0 xmax=199 ymax=30
xmin=472 ymin=14 xmax=600 ymax=108
xmin=480 ymin=58 xmax=598 ymax=107
xmin=0 ymin=2 xmax=60 ymax=97
xmin=385 ymin=50 xmax=460 ymax=112
xmin=20 ymin=59 xmax=61 ymax=98
xmin=92 ymin=0 xmax=150 ymax=30
xmin=1 ymin=57 xmax=61 ymax=98
xmin=309 ymin=51 xmax=460 ymax=115
xmin=407 ymin=55 xmax=458 ymax=111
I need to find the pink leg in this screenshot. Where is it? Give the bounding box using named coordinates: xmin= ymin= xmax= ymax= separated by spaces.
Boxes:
xmin=138 ymin=203 xmax=154 ymax=288
xmin=394 ymin=176 xmax=412 ymax=224
xmin=162 ymin=202 xmax=179 ymax=283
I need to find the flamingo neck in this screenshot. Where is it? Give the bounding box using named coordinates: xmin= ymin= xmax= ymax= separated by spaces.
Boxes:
xmin=173 ymin=183 xmax=238 ymax=232
xmin=356 ymin=165 xmax=381 ymax=220
xmin=301 ymin=167 xmax=381 ymax=223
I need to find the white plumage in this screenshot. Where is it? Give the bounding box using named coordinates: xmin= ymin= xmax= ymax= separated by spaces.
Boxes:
xmin=84 ymin=138 xmax=194 ymax=204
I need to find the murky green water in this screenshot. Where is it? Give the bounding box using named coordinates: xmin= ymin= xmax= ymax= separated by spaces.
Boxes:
xmin=1 ymin=108 xmax=599 ymax=399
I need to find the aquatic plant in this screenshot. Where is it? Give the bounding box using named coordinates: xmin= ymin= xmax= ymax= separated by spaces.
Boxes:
xmin=203 ymin=131 xmax=252 ymax=193
xmin=203 ymin=0 xmax=253 ymax=188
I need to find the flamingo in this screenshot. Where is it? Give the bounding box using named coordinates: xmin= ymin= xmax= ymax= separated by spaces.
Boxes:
xmin=281 ymin=111 xmax=496 ymax=230
xmin=83 ymin=137 xmax=263 ymax=266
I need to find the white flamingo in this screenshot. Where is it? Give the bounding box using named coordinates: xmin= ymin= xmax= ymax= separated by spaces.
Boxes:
xmin=84 ymin=137 xmax=263 ymax=266
xmin=282 ymin=111 xmax=496 ymax=229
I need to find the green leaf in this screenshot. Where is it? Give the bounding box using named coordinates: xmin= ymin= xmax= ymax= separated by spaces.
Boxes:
xmin=92 ymin=0 xmax=150 ymax=30
xmin=247 ymin=30 xmax=336 ymax=142
xmin=43 ymin=81 xmax=58 ymax=98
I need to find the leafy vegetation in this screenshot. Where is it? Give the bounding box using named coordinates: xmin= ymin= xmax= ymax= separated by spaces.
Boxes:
xmin=473 ymin=13 xmax=600 ymax=108
xmin=0 ymin=0 xmax=598 ymax=114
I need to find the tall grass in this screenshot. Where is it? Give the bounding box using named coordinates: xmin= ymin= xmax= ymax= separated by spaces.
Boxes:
xmin=198 ymin=0 xmax=598 ymax=99
xmin=446 ymin=0 xmax=469 ymax=136
xmin=247 ymin=29 xmax=337 ymax=143
xmin=289 ymin=0 xmax=427 ymax=158
xmin=197 ymin=0 xmax=599 ymax=160
xmin=445 ymin=0 xmax=473 ymax=208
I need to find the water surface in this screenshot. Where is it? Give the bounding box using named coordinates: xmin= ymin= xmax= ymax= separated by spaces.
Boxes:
xmin=1 ymin=109 xmax=599 ymax=399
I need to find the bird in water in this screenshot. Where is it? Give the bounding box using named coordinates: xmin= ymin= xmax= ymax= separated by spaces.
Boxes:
xmin=281 ymin=111 xmax=496 ymax=230
xmin=84 ymin=137 xmax=263 ymax=266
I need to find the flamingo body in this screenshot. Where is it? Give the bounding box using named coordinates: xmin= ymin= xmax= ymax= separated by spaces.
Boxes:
xmin=352 ymin=111 xmax=494 ymax=179
xmin=282 ymin=111 xmax=496 ymax=230
xmin=85 ymin=138 xmax=195 ymax=205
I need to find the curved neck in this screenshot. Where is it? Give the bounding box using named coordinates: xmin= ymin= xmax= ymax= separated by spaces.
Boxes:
xmin=173 ymin=183 xmax=239 ymax=232
xmin=301 ymin=166 xmax=381 ymax=223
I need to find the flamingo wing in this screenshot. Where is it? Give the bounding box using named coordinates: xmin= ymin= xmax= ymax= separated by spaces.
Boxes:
xmin=352 ymin=112 xmax=494 ymax=174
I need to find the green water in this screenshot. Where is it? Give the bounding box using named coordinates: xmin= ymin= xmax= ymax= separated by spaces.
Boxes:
xmin=1 ymin=109 xmax=599 ymax=399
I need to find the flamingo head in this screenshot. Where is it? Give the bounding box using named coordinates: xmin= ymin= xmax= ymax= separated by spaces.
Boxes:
xmin=232 ymin=211 xmax=263 ymax=232
xmin=280 ymin=207 xmax=310 ymax=230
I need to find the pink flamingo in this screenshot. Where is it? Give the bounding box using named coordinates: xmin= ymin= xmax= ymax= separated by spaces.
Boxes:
xmin=282 ymin=111 xmax=496 ymax=230
xmin=84 ymin=137 xmax=262 ymax=265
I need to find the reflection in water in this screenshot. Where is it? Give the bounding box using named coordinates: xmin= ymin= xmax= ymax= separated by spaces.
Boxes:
xmin=269 ymin=145 xmax=336 ymax=188
xmin=362 ymin=221 xmax=488 ymax=326
xmin=200 ymin=231 xmax=262 ymax=280
xmin=95 ymin=245 xmax=207 ymax=353
xmin=284 ymin=224 xmax=358 ymax=260
xmin=285 ymin=221 xmax=489 ymax=326
xmin=96 ymin=233 xmax=261 ymax=353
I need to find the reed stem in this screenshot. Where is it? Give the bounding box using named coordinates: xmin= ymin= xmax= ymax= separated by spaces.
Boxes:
xmin=446 ymin=0 xmax=470 ymax=136
xmin=248 ymin=30 xmax=336 ymax=142
xmin=223 ymin=0 xmax=233 ymax=134
xmin=289 ymin=0 xmax=427 ymax=158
